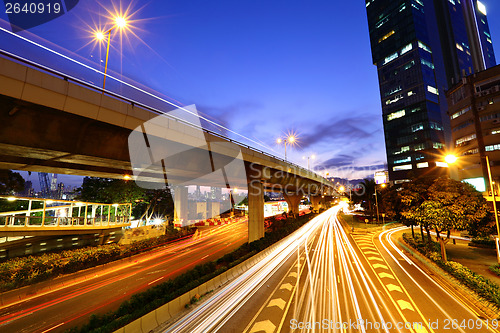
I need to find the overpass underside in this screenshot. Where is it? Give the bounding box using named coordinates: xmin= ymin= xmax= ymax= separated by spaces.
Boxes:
xmin=0 ymin=54 xmax=336 ymax=243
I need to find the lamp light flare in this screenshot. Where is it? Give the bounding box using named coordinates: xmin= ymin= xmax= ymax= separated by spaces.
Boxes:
xmin=95 ymin=31 xmax=105 ymax=41
xmin=288 ymin=135 xmax=296 ymax=144
xmin=445 ymin=154 xmax=457 ymax=164
xmin=115 ymin=16 xmax=127 ymax=28
xmin=276 ymin=138 xmax=282 ymax=144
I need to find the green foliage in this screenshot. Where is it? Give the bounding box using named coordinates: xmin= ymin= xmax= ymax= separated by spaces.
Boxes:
xmin=490 ymin=264 xmax=500 ymax=277
xmin=469 ymin=238 xmax=496 ymax=249
xmin=0 ymin=170 xmax=25 ymax=195
xmin=400 ymin=178 xmax=488 ymax=261
xmin=76 ymin=177 xmax=174 ymax=223
xmin=0 ymin=229 xmax=192 ymax=292
xmin=351 ymin=178 xmax=376 ymax=214
xmin=404 ymin=233 xmax=500 ymax=307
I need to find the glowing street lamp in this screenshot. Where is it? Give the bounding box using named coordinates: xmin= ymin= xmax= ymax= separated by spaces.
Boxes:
xmin=446 ymin=154 xmax=500 ymax=264
xmin=94 ymin=15 xmax=128 ymax=90
xmin=277 ymin=134 xmax=296 ymax=161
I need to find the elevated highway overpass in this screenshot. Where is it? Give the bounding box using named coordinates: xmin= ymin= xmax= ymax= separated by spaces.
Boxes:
xmin=0 ymin=51 xmax=337 ymax=242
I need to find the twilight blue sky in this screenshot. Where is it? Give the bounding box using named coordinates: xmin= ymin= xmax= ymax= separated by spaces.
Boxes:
xmin=1 ymin=0 xmax=500 ymax=188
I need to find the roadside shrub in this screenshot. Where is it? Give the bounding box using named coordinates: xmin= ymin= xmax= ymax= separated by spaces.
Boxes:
xmin=490 ymin=264 xmax=500 ymax=277
xmin=403 ymin=233 xmax=500 ymax=308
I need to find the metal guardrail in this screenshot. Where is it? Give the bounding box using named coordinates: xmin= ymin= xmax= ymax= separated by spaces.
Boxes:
xmin=0 ymin=49 xmax=332 ymax=185
xmin=0 ymin=196 xmax=132 ymax=231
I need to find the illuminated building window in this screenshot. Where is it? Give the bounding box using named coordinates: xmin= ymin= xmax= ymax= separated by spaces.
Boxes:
xmin=387 ymin=109 xmax=406 ymax=121
xmin=455 ymin=134 xmax=476 ymax=146
xmin=433 ymin=142 xmax=444 ymax=149
xmin=385 ymin=94 xmax=404 ymax=105
xmin=383 ymin=52 xmax=399 ymax=65
xmin=436 ymin=161 xmax=448 ymax=167
xmin=418 ymin=41 xmax=432 ymax=53
xmin=414 ymin=143 xmax=425 ymax=151
xmin=421 ymin=59 xmax=435 ymax=69
xmin=400 ymin=43 xmax=413 ymax=55
xmin=456 ymin=43 xmax=464 ymax=51
xmin=403 ymin=61 xmax=415 ymax=70
xmin=486 ymin=144 xmax=500 ymax=152
xmin=427 ymin=86 xmax=439 ymax=95
xmin=394 ymin=146 xmax=410 ymax=155
xmin=477 ymin=1 xmax=487 ymax=15
xmin=394 ymin=156 xmax=411 ymax=164
xmin=451 ymin=106 xmax=470 ymax=119
xmin=417 ymin=162 xmax=429 ymax=168
xmin=430 ymin=122 xmax=443 ymax=131
xmin=379 ymin=30 xmax=395 ymax=43
xmin=393 ymin=164 xmax=413 ymax=171
xmin=462 ymin=148 xmax=479 ymax=155
xmin=411 ymin=123 xmax=424 ymax=132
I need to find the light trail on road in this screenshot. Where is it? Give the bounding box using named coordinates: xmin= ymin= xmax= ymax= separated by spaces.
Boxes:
xmin=0 ymin=221 xmax=248 ymax=333
xmin=163 ymin=205 xmax=414 ymax=333
xmin=163 ymin=205 xmax=500 ymax=333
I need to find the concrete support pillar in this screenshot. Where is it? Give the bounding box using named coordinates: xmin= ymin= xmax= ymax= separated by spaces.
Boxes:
xmin=248 ymin=165 xmax=265 ymax=243
xmin=310 ymin=195 xmax=323 ymax=213
xmin=283 ymin=192 xmax=302 ymax=218
xmin=174 ymin=186 xmax=189 ymax=227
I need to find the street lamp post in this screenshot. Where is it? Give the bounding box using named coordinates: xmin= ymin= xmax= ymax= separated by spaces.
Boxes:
xmin=303 ymin=155 xmax=315 ymax=170
xmin=374 ymin=183 xmax=386 ymax=224
xmin=277 ymin=135 xmax=296 ymax=161
xmin=95 ymin=16 xmax=128 ymax=90
xmin=485 ymin=155 xmax=500 ymax=264
xmin=446 ymin=154 xmax=500 ymax=264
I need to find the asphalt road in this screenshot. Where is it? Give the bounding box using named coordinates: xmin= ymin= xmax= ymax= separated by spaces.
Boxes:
xmin=0 ymin=221 xmax=248 ymax=333
xmin=160 ymin=205 xmax=500 ymax=333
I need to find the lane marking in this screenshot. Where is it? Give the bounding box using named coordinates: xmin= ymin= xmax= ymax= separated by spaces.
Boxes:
xmin=288 ymin=272 xmax=297 ymax=278
xmin=280 ymin=283 xmax=293 ymax=291
xmin=386 ymin=284 xmax=403 ymax=293
xmin=148 ymin=276 xmax=165 ymax=285
xmin=373 ymin=263 xmax=389 ymax=270
xmin=267 ymin=298 xmax=286 ymax=310
xmin=249 ymin=320 xmax=276 ymax=333
xmin=378 ymin=272 xmax=395 ymax=279
xmin=397 ymin=300 xmax=415 ymax=311
xmin=367 ymin=256 xmax=384 ymax=262
xmin=41 ymin=322 xmax=65 ymax=333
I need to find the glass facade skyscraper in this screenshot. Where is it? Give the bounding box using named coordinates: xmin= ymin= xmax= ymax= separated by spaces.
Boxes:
xmin=365 ymin=0 xmax=496 ymax=182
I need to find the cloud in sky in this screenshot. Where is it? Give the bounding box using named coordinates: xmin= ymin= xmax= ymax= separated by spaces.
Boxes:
xmin=297 ymin=114 xmax=381 ymax=149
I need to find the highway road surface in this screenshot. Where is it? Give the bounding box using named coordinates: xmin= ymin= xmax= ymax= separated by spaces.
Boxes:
xmin=160 ymin=204 xmax=500 ymax=333
xmin=0 ymin=221 xmax=248 ymax=333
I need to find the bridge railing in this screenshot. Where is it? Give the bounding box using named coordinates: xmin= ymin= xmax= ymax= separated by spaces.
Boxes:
xmin=0 ymin=215 xmax=131 ymax=227
xmin=0 ymin=196 xmax=132 ymax=230
xmin=0 ymin=50 xmax=332 ymax=186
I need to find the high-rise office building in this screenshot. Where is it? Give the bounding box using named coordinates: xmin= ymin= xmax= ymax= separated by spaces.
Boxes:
xmin=447 ymin=64 xmax=500 ymax=193
xmin=365 ymin=0 xmax=496 ymax=182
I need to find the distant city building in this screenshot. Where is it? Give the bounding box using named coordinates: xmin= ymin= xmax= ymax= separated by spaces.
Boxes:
xmin=23 ymin=180 xmax=34 ymax=197
xmin=209 ymin=187 xmax=222 ymax=201
xmin=374 ymin=171 xmax=389 ymax=185
xmin=56 ymin=182 xmax=64 ymax=199
xmin=365 ymin=0 xmax=496 ymax=183
xmin=446 ymin=64 xmax=500 ymax=193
